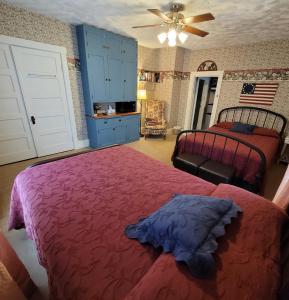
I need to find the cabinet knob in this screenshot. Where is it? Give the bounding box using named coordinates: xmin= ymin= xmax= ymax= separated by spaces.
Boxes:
xmin=104 ymin=121 xmax=107 ymax=124
xmin=108 ymin=79 xmax=111 ymax=82
xmin=124 ymin=80 xmax=126 ymax=82
xmin=113 ymin=128 xmax=115 ymax=131
xmin=118 ymin=119 xmax=122 ymax=122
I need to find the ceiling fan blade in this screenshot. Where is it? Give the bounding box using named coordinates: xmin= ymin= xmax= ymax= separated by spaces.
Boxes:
xmin=132 ymin=24 xmax=162 ymax=28
xmin=147 ymin=9 xmax=172 ymax=22
xmin=183 ymin=25 xmax=209 ymax=37
xmin=182 ymin=13 xmax=215 ymax=24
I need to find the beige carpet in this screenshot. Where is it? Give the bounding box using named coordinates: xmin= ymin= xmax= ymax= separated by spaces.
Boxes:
xmin=0 ymin=134 xmax=286 ymax=299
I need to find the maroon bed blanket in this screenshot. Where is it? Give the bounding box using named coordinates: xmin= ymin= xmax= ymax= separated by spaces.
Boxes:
xmin=8 ymin=146 xmax=287 ymax=299
xmin=177 ymin=124 xmax=280 ymax=184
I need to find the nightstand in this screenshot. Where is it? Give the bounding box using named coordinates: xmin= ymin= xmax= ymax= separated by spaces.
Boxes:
xmin=279 ymin=136 xmax=289 ymax=164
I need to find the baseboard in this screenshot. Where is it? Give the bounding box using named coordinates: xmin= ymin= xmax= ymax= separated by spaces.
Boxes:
xmin=167 ymin=127 xmax=174 ymax=135
xmin=74 ymin=139 xmax=89 ymax=149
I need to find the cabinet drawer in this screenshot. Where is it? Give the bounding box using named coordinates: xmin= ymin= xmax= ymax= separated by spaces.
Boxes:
xmin=95 ymin=118 xmax=114 ymax=129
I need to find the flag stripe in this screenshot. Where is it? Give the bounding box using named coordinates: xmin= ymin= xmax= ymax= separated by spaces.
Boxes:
xmin=254 ymin=91 xmax=276 ymax=94
xmin=240 ymin=94 xmax=275 ymax=98
xmin=240 ymin=101 xmax=272 ymax=106
xmin=254 ymin=89 xmax=278 ymax=92
xmin=255 ymin=84 xmax=279 ymax=87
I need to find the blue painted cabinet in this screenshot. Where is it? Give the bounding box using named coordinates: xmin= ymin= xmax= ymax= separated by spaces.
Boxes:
xmin=77 ymin=24 xmax=137 ymax=110
xmin=87 ymin=114 xmax=140 ymax=148
xmin=77 ymin=24 xmax=139 ymax=148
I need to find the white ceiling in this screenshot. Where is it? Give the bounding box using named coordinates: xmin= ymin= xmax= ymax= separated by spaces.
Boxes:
xmin=4 ymin=0 xmax=289 ymax=50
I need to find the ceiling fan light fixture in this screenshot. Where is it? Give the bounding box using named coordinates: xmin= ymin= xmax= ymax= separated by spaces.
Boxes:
xmin=167 ymin=28 xmax=177 ymax=41
xmin=178 ymin=32 xmax=188 ymax=44
xmin=168 ymin=37 xmax=176 ymax=47
xmin=157 ymin=32 xmax=167 ymax=44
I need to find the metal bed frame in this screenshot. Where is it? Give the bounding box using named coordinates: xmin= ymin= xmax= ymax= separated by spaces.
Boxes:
xmin=218 ymin=106 xmax=287 ymax=137
xmin=172 ymin=130 xmax=266 ymax=193
xmin=172 ymin=106 xmax=287 ymax=193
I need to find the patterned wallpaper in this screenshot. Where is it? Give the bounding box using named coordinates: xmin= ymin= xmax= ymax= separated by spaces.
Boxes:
xmin=140 ymin=40 xmax=289 ymax=132
xmin=2 ymin=1 xmax=289 ymax=136
xmin=138 ymin=46 xmax=188 ymax=127
xmin=0 ymin=2 xmax=87 ymax=140
xmin=178 ymin=40 xmax=289 ymax=131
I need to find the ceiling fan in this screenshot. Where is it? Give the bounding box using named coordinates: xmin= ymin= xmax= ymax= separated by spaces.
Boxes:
xmin=132 ymin=3 xmax=214 ymax=46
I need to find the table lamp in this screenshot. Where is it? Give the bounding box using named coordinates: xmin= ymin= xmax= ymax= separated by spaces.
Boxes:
xmin=137 ymin=89 xmax=147 ymax=136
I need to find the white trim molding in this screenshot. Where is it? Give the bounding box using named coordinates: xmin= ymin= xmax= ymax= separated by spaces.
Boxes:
xmin=74 ymin=139 xmax=90 ymax=149
xmin=0 ymin=34 xmax=67 ymax=54
xmin=183 ymin=71 xmax=224 ymax=130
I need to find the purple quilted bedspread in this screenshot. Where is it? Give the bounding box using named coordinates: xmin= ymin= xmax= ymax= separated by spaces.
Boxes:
xmin=8 ymin=146 xmax=287 ymax=300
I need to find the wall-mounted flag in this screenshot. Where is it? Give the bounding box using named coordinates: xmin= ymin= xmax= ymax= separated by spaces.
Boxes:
xmin=239 ymin=82 xmax=278 ymax=106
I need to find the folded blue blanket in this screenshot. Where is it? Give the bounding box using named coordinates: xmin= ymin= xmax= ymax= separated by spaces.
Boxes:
xmin=125 ymin=194 xmax=242 ymax=278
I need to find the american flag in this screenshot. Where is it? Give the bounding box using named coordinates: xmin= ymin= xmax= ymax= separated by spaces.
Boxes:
xmin=239 ymin=83 xmax=278 ymax=106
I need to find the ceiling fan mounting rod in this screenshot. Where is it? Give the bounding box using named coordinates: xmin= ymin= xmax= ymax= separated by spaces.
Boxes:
xmin=170 ymin=3 xmax=185 ymax=13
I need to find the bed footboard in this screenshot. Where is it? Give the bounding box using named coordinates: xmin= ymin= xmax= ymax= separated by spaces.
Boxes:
xmin=172 ymin=130 xmax=266 ymax=193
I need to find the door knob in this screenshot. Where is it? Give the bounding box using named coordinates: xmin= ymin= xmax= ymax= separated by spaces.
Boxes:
xmin=31 ymin=116 xmax=36 ymax=125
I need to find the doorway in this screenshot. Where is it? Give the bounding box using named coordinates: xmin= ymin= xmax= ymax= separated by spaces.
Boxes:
xmin=191 ymin=77 xmax=218 ymax=129
xmin=183 ymin=71 xmax=224 ymax=130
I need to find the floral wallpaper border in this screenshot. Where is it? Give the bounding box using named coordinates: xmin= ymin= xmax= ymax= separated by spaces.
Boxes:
xmin=223 ymin=68 xmax=289 ymax=81
xmin=162 ymin=71 xmax=191 ymax=81
xmin=67 ymin=57 xmax=80 ymax=71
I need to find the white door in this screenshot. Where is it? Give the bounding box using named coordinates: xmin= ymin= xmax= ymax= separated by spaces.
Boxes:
xmin=12 ymin=46 xmax=73 ymax=157
xmin=0 ymin=44 xmax=36 ymax=165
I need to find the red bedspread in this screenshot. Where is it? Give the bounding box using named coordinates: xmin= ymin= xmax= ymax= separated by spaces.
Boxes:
xmin=8 ymin=146 xmax=287 ymax=299
xmin=177 ymin=125 xmax=280 ymax=184
xmin=8 ymin=146 xmax=215 ymax=300
xmin=125 ymin=184 xmax=288 ymax=300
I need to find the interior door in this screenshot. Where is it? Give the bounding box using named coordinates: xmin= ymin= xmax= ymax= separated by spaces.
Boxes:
xmin=0 ymin=44 xmax=36 ymax=165
xmin=11 ymin=46 xmax=73 ymax=157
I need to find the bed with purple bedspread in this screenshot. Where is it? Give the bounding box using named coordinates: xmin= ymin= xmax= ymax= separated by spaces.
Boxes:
xmin=8 ymin=146 xmax=288 ymax=300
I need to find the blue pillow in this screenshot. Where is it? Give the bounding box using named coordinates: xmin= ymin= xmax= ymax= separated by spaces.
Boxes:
xmin=125 ymin=194 xmax=242 ymax=278
xmin=230 ymin=122 xmax=255 ymax=134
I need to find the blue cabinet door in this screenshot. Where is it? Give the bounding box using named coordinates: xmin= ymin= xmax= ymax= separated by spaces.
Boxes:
xmin=121 ymin=38 xmax=137 ymax=62
xmin=125 ymin=115 xmax=140 ymax=142
xmin=87 ymin=53 xmax=107 ymax=101
xmin=106 ymin=32 xmax=122 ymax=59
xmin=85 ymin=26 xmax=106 ymax=55
xmin=114 ymin=118 xmax=126 ymax=144
xmin=123 ymin=60 xmax=137 ymax=101
xmin=97 ymin=127 xmax=116 ymax=147
xmin=107 ymin=57 xmax=123 ymax=101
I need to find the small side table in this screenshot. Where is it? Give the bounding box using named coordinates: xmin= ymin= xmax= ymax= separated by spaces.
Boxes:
xmin=279 ymin=136 xmax=289 ymax=164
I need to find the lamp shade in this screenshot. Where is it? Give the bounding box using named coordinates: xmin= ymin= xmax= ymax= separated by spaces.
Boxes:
xmin=137 ymin=89 xmax=147 ymax=100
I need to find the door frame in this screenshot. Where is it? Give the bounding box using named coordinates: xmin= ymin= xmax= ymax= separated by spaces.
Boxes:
xmin=183 ymin=70 xmax=224 ymax=130
xmin=0 ymin=34 xmax=81 ymax=149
